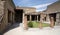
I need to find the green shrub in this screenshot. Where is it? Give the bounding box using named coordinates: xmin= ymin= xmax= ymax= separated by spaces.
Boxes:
xmin=28 ymin=21 xmax=33 ymax=27
xmin=28 ymin=21 xmax=49 ymax=28
xmin=32 ymin=21 xmax=39 ymax=28
xmin=28 ymin=21 xmax=39 ymax=28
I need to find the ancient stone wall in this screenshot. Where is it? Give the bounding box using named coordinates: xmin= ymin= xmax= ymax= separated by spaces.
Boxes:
xmin=45 ymin=1 xmax=60 ymax=26
xmin=46 ymin=1 xmax=60 ymax=12
xmin=16 ymin=7 xmax=36 ymax=13
xmin=0 ymin=1 xmax=6 ymax=33
xmin=0 ymin=0 xmax=15 ymax=33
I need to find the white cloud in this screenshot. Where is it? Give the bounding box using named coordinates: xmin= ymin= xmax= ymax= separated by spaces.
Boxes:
xmin=29 ymin=3 xmax=52 ymax=12
xmin=30 ymin=3 xmax=52 ymax=8
xmin=36 ymin=9 xmax=46 ymax=12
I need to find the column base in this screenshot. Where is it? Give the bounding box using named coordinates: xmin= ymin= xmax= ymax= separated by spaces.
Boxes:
xmin=39 ymin=22 xmax=43 ymax=29
xmin=24 ymin=27 xmax=28 ymax=30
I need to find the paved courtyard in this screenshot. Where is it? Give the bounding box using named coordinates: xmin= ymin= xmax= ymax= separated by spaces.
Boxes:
xmin=3 ymin=23 xmax=60 ymax=35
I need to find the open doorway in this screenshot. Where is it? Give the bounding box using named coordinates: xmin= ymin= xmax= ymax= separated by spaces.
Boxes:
xmin=8 ymin=10 xmax=11 ymax=23
xmin=8 ymin=10 xmax=13 ymax=26
xmin=15 ymin=9 xmax=23 ymax=23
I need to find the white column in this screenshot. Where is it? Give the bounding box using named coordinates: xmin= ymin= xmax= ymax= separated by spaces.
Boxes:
xmin=39 ymin=14 xmax=43 ymax=29
xmin=50 ymin=17 xmax=54 ymax=28
xmin=23 ymin=13 xmax=25 ymax=29
xmin=46 ymin=14 xmax=50 ymax=22
xmin=30 ymin=15 xmax=31 ymax=21
xmin=37 ymin=15 xmax=38 ymax=22
xmin=40 ymin=14 xmax=43 ymax=22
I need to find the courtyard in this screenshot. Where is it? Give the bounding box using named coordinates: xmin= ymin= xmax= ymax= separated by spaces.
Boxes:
xmin=0 ymin=0 xmax=60 ymax=35
xmin=3 ymin=23 xmax=60 ymax=35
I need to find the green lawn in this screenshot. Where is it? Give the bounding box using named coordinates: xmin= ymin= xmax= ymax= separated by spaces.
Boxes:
xmin=28 ymin=21 xmax=50 ymax=28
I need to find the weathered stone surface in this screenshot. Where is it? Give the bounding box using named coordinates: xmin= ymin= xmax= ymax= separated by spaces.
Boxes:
xmin=45 ymin=1 xmax=60 ymax=26
xmin=0 ymin=0 xmax=15 ymax=33
xmin=16 ymin=7 xmax=36 ymax=13
xmin=39 ymin=22 xmax=42 ymax=29
xmin=55 ymin=13 xmax=60 ymax=26
xmin=46 ymin=14 xmax=50 ymax=22
xmin=23 ymin=15 xmax=28 ymax=30
xmin=46 ymin=1 xmax=60 ymax=13
xmin=50 ymin=17 xmax=54 ymax=28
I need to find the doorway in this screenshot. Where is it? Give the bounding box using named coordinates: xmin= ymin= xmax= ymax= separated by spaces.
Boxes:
xmin=15 ymin=9 xmax=23 ymax=23
xmin=8 ymin=10 xmax=11 ymax=23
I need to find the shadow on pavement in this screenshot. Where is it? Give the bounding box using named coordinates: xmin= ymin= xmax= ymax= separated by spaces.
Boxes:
xmin=3 ymin=22 xmax=21 ymax=35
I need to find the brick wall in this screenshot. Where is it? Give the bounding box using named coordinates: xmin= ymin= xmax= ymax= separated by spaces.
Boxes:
xmin=0 ymin=1 xmax=6 ymax=33
xmin=16 ymin=7 xmax=36 ymax=13
xmin=0 ymin=0 xmax=15 ymax=33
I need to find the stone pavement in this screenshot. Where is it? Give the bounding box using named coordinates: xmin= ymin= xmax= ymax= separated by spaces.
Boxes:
xmin=3 ymin=23 xmax=60 ymax=35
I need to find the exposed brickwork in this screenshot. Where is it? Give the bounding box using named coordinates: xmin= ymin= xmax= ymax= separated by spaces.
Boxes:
xmin=50 ymin=17 xmax=54 ymax=28
xmin=16 ymin=7 xmax=36 ymax=13
xmin=0 ymin=1 xmax=5 ymax=32
xmin=24 ymin=15 xmax=28 ymax=30
xmin=39 ymin=14 xmax=43 ymax=29
xmin=0 ymin=0 xmax=15 ymax=33
xmin=39 ymin=22 xmax=42 ymax=29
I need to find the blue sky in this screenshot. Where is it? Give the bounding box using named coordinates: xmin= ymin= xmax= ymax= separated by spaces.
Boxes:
xmin=13 ymin=0 xmax=58 ymax=12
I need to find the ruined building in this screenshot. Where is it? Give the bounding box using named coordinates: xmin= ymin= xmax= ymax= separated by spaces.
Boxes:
xmin=0 ymin=0 xmax=15 ymax=33
xmin=45 ymin=0 xmax=60 ymax=26
xmin=0 ymin=0 xmax=60 ymax=33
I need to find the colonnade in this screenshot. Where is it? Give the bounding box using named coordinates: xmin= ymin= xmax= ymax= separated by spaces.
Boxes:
xmin=23 ymin=13 xmax=54 ymax=30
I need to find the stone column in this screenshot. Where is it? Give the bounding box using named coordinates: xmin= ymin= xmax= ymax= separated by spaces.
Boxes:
xmin=30 ymin=15 xmax=31 ymax=21
xmin=56 ymin=13 xmax=60 ymax=25
xmin=46 ymin=14 xmax=50 ymax=22
xmin=50 ymin=17 xmax=54 ymax=28
xmin=39 ymin=21 xmax=42 ymax=29
xmin=24 ymin=15 xmax=28 ymax=30
xmin=23 ymin=13 xmax=24 ymax=23
xmin=39 ymin=14 xmax=42 ymax=29
xmin=37 ymin=15 xmax=38 ymax=22
xmin=40 ymin=14 xmax=44 ymax=22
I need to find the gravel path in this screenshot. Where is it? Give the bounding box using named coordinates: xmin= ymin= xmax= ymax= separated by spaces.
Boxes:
xmin=3 ymin=23 xmax=60 ymax=35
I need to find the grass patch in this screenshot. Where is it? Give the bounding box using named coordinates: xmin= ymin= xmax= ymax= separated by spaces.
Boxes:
xmin=28 ymin=21 xmax=50 ymax=28
xmin=42 ymin=23 xmax=50 ymax=27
